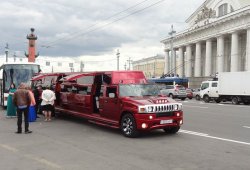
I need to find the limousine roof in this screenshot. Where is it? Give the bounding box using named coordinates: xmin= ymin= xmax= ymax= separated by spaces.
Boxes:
xmin=62 ymin=71 xmax=147 ymax=84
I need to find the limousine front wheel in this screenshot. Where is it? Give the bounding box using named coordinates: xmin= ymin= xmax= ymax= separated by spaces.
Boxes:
xmin=121 ymin=114 xmax=138 ymax=138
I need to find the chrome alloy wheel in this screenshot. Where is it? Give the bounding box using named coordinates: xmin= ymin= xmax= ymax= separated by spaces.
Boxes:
xmin=121 ymin=114 xmax=138 ymax=137
xmin=122 ymin=117 xmax=133 ymax=135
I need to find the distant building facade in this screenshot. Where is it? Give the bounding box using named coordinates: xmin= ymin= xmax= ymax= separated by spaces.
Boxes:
xmin=0 ymin=56 xmax=81 ymax=73
xmin=161 ymin=0 xmax=250 ymax=87
xmin=132 ymin=55 xmax=164 ymax=78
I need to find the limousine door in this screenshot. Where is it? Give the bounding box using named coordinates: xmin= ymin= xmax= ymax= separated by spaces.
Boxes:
xmin=99 ymin=86 xmax=120 ymax=120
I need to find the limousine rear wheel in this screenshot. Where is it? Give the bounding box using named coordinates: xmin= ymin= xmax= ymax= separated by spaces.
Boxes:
xmin=121 ymin=114 xmax=138 ymax=138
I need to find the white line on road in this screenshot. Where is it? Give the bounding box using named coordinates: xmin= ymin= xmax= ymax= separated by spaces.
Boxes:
xmin=243 ymin=126 xmax=250 ymax=129
xmin=0 ymin=143 xmax=62 ymax=169
xmin=180 ymin=129 xmax=250 ymax=146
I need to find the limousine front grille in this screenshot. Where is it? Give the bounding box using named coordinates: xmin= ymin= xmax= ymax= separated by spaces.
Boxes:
xmin=138 ymin=103 xmax=182 ymax=113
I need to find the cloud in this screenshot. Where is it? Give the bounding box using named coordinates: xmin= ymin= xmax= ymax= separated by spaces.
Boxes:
xmin=0 ymin=0 xmax=204 ymax=69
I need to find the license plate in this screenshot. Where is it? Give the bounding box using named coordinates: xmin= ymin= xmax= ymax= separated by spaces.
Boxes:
xmin=160 ymin=119 xmax=173 ymax=124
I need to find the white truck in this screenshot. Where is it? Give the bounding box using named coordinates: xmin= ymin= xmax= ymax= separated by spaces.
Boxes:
xmin=200 ymin=72 xmax=250 ymax=105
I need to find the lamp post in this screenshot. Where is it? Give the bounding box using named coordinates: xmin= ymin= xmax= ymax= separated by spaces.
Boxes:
xmin=169 ymin=25 xmax=176 ymax=74
xmin=116 ymin=49 xmax=120 ymax=70
xmin=5 ymin=43 xmax=9 ymax=63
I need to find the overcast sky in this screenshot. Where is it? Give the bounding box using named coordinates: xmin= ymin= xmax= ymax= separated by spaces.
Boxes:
xmin=0 ymin=0 xmax=204 ymax=71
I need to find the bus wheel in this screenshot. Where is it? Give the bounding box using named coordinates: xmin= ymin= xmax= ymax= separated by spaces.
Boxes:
xmin=121 ymin=114 xmax=138 ymax=138
xmin=163 ymin=126 xmax=180 ymax=134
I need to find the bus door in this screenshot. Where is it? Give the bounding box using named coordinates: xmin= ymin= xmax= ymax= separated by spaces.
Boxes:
xmin=99 ymin=86 xmax=120 ymax=120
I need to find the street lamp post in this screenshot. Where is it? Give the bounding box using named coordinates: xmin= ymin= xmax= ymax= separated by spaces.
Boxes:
xmin=116 ymin=49 xmax=120 ymax=70
xmin=5 ymin=43 xmax=9 ymax=63
xmin=169 ymin=25 xmax=176 ymax=74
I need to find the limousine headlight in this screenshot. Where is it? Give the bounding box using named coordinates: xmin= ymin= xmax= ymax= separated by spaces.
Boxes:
xmin=138 ymin=106 xmax=147 ymax=113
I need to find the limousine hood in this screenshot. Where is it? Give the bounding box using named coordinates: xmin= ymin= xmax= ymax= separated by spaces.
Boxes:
xmin=121 ymin=96 xmax=175 ymax=106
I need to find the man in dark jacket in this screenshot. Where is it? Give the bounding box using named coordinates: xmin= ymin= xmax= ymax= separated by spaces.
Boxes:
xmin=13 ymin=83 xmax=32 ymax=134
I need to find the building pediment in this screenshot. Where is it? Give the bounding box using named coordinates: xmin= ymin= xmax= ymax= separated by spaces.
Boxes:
xmin=186 ymin=0 xmax=247 ymax=30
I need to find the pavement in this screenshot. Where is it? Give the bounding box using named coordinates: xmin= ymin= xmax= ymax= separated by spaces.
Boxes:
xmin=0 ymin=100 xmax=250 ymax=170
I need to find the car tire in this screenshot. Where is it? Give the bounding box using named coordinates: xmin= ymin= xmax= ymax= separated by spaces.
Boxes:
xmin=163 ymin=126 xmax=180 ymax=134
xmin=215 ymin=99 xmax=221 ymax=103
xmin=195 ymin=95 xmax=200 ymax=101
xmin=232 ymin=97 xmax=239 ymax=105
xmin=169 ymin=94 xmax=174 ymax=99
xmin=188 ymin=97 xmax=193 ymax=100
xmin=121 ymin=114 xmax=138 ymax=138
xmin=203 ymin=95 xmax=210 ymax=103
xmin=181 ymin=98 xmax=186 ymax=101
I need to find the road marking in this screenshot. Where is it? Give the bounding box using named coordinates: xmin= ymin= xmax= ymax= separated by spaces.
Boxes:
xmin=25 ymin=154 xmax=62 ymax=169
xmin=0 ymin=143 xmax=62 ymax=169
xmin=0 ymin=144 xmax=18 ymax=152
xmin=243 ymin=126 xmax=250 ymax=129
xmin=180 ymin=129 xmax=250 ymax=146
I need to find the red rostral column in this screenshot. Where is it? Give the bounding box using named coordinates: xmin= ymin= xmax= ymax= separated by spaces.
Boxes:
xmin=25 ymin=28 xmax=39 ymax=62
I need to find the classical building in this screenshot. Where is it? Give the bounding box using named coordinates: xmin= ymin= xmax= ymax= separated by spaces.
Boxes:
xmin=132 ymin=55 xmax=165 ymax=78
xmin=161 ymin=0 xmax=250 ymax=87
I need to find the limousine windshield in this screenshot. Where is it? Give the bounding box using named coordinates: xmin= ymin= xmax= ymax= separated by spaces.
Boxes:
xmin=119 ymin=84 xmax=160 ymax=97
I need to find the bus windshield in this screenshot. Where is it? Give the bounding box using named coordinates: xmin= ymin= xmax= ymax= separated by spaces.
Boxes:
xmin=119 ymin=84 xmax=160 ymax=97
xmin=2 ymin=64 xmax=39 ymax=92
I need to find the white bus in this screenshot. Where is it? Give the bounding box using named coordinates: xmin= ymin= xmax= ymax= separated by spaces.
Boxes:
xmin=0 ymin=62 xmax=40 ymax=107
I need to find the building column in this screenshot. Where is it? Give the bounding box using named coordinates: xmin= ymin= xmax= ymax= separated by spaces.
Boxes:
xmin=217 ymin=35 xmax=224 ymax=73
xmin=194 ymin=42 xmax=201 ymax=77
xmin=172 ymin=49 xmax=176 ymax=74
xmin=205 ymin=39 xmax=212 ymax=76
xmin=231 ymin=32 xmax=239 ymax=72
xmin=186 ymin=45 xmax=192 ymax=77
xmin=246 ymin=28 xmax=250 ymax=71
xmin=164 ymin=49 xmax=170 ymax=74
xmin=178 ymin=47 xmax=184 ymax=77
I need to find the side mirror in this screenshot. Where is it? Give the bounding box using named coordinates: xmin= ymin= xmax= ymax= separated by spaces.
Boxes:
xmin=109 ymin=93 xmax=115 ymax=98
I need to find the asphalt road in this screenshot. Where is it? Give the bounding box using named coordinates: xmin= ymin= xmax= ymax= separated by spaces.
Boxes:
xmin=0 ymin=100 xmax=249 ymax=170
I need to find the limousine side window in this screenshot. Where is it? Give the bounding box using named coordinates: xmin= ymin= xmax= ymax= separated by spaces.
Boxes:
xmin=61 ymin=85 xmax=72 ymax=92
xmin=78 ymin=86 xmax=88 ymax=95
xmin=106 ymin=87 xmax=117 ymax=98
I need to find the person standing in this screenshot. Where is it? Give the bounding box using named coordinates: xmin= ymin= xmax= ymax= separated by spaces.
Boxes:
xmin=12 ymin=83 xmax=32 ymax=134
xmin=33 ymin=85 xmax=42 ymax=118
xmin=41 ymin=86 xmax=56 ymax=121
xmin=6 ymin=83 xmax=17 ymax=118
xmin=27 ymin=86 xmax=36 ymax=122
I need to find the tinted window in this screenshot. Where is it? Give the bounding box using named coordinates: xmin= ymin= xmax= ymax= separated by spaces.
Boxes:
xmin=165 ymin=86 xmax=174 ymax=89
xmin=201 ymin=83 xmax=209 ymax=90
xmin=212 ymin=82 xmax=217 ymax=87
xmin=176 ymin=85 xmax=185 ymax=90
xmin=77 ymin=76 xmax=94 ymax=84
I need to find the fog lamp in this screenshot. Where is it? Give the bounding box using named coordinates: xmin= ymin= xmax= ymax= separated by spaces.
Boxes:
xmin=142 ymin=123 xmax=148 ymax=129
xmin=180 ymin=120 xmax=183 ymax=125
xmin=149 ymin=116 xmax=153 ymax=120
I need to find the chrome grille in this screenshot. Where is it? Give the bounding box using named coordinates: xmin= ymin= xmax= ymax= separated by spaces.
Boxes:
xmin=146 ymin=103 xmax=182 ymax=113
